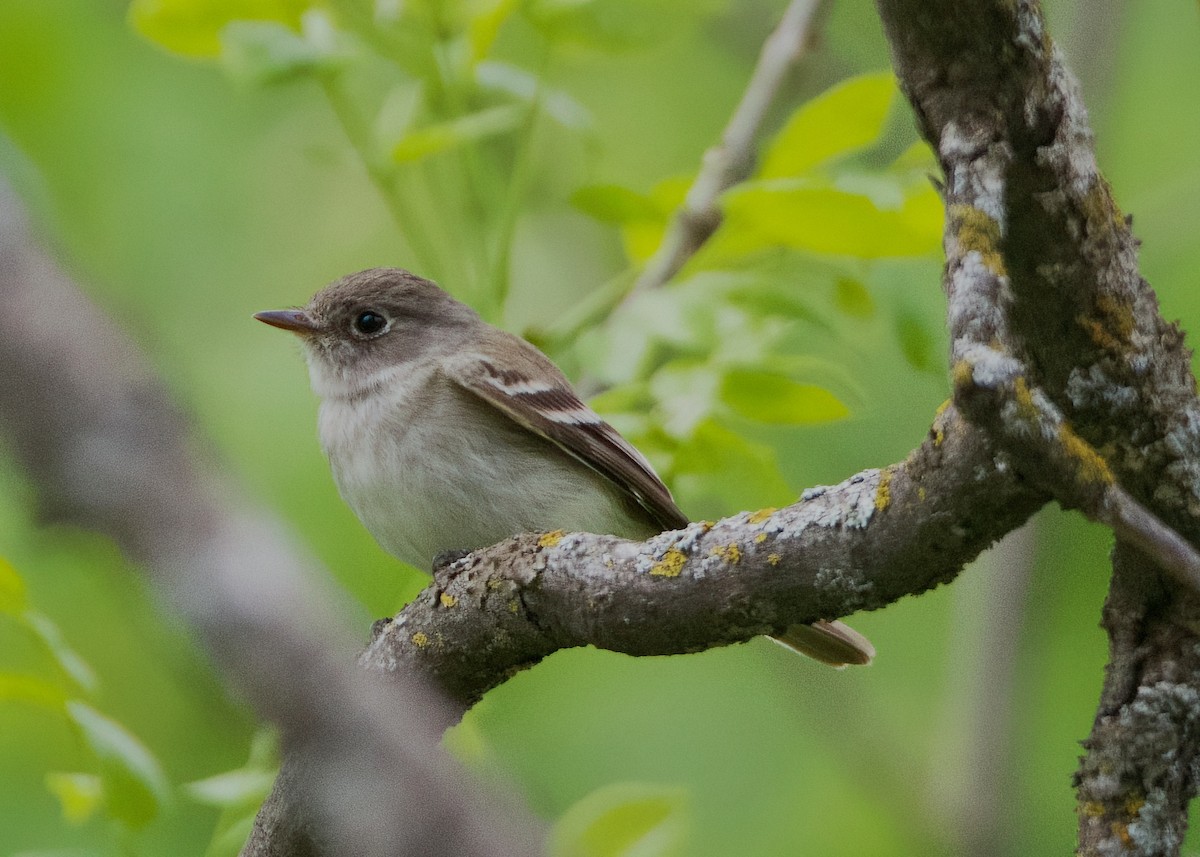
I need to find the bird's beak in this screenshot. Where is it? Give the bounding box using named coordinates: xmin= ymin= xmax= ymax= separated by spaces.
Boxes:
xmin=254 ymin=309 xmax=320 ymax=334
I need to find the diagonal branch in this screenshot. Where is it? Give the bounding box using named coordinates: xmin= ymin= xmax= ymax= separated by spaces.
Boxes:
xmin=952 ymin=347 xmax=1200 ymax=593
xmin=0 ymin=179 xmax=544 ymax=857
xmin=623 ymin=0 xmax=826 ymax=301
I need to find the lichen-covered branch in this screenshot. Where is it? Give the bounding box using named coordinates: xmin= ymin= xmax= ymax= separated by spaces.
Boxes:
xmin=952 ymin=349 xmax=1200 ymax=593
xmin=365 ymin=404 xmax=1044 ymax=710
xmin=876 ymin=0 xmax=1200 ymax=852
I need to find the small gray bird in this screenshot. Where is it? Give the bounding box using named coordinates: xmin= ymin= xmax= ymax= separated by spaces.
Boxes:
xmin=256 ymin=267 xmax=873 ymax=667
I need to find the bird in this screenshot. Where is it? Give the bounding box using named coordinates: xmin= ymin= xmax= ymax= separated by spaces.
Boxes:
xmin=255 ymin=267 xmax=873 ymax=667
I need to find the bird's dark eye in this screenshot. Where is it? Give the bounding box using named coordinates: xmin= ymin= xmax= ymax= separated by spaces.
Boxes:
xmin=352 ymin=310 xmax=388 ymax=336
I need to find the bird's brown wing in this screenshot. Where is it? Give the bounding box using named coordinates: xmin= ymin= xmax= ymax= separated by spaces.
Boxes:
xmin=446 ymin=335 xmax=873 ymax=668
xmin=445 ymin=340 xmax=688 ymax=532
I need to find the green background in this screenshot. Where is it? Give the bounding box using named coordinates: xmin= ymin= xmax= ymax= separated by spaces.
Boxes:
xmin=0 ymin=0 xmax=1197 ymax=854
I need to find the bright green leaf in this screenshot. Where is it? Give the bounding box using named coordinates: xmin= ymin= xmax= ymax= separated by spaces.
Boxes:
xmin=129 ymin=0 xmax=309 ymax=59
xmin=834 ymin=277 xmax=875 ymax=318
xmin=720 ymin=369 xmax=849 ymax=425
xmin=0 ymin=555 xmax=27 ymax=615
xmin=890 ymin=140 xmax=939 ymax=174
xmin=620 ymin=176 xmax=689 ymax=263
xmin=760 ymin=73 xmax=896 ymax=179
xmin=204 ymin=810 xmax=261 ymax=857
xmin=66 ymin=701 xmax=170 ymax=829
xmin=26 ymin=612 xmax=99 ymax=693
xmin=550 ymin=782 xmax=689 ymax=857
xmin=721 ymin=179 xmax=942 ymax=259
xmin=571 ymin=185 xmax=662 ymax=225
xmin=185 ymin=769 xmax=277 ymax=807
xmin=392 ymin=104 xmax=524 ymax=162
xmin=622 ymin=220 xmax=669 ymax=264
xmin=469 ymin=0 xmax=522 ymax=62
xmin=45 ymin=772 xmax=103 ymax=825
xmin=0 ymin=673 xmax=68 ymax=711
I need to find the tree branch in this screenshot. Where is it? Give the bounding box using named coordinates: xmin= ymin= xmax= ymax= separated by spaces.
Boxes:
xmin=876 ymin=0 xmax=1200 ymax=851
xmin=364 ymin=404 xmax=1044 ymax=711
xmin=623 ymin=0 xmax=825 ymax=301
xmin=0 ymin=179 xmax=544 ymax=857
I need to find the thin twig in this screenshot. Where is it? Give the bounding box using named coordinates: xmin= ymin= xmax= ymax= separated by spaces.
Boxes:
xmin=1103 ymin=487 xmax=1200 ymax=591
xmin=622 ymin=0 xmax=824 ymax=302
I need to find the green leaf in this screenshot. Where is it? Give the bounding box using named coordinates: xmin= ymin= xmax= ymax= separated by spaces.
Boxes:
xmin=185 ymin=769 xmax=277 ymax=807
xmin=671 ymin=418 xmax=792 ymax=516
xmin=890 ymin=140 xmax=939 ymax=174
xmin=760 ymin=73 xmax=896 ymax=179
xmin=571 ymin=185 xmax=662 ymax=225
xmin=391 ymin=104 xmax=525 ymax=162
xmin=0 ymin=555 xmax=27 ymax=615
xmin=66 ymin=701 xmax=170 ymax=829
xmin=129 ymin=0 xmax=309 ymax=59
xmin=621 ymin=176 xmax=689 ymax=263
xmin=194 ymin=728 xmax=279 ymax=857
xmin=204 ymin=810 xmax=261 ymax=857
xmin=26 ymin=612 xmax=99 ymax=693
xmin=721 ymin=179 xmax=942 ymax=259
xmin=219 ymin=16 xmax=341 ymax=84
xmin=550 ymin=782 xmax=689 ymax=857
xmin=720 ymin=369 xmax=849 ymax=425
xmin=469 ymin=0 xmax=523 ymax=62
xmin=0 ymin=673 xmax=68 ymax=711
xmin=721 ymin=277 xmax=835 ymax=333
xmin=45 ymin=772 xmax=103 ymax=825
xmin=897 ymin=308 xmax=938 ymax=372
xmin=833 ymin=277 xmax=875 ymax=318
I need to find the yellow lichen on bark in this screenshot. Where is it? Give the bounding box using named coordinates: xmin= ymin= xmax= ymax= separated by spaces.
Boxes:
xmin=747 ymin=508 xmax=778 ymax=524
xmin=1012 ymin=375 xmax=1038 ymax=423
xmin=1058 ymin=424 xmax=1114 ymax=485
xmin=875 ymin=467 xmax=893 ymax=511
xmin=950 ymin=203 xmax=1007 ymax=276
xmin=650 ymin=548 xmax=687 ymax=577
xmin=952 ymin=360 xmax=974 ymax=394
xmin=710 ymin=544 xmax=742 ymax=564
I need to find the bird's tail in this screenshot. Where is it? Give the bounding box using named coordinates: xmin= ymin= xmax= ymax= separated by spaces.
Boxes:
xmin=769 ymin=620 xmax=875 ymax=668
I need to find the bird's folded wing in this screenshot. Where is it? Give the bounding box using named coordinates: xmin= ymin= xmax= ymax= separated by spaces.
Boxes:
xmin=445 ymin=344 xmax=688 ymax=531
xmin=445 ymin=341 xmax=874 ymax=668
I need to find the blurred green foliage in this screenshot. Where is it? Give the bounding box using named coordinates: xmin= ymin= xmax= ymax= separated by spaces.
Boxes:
xmin=1 ymin=0 xmax=1198 ymax=855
